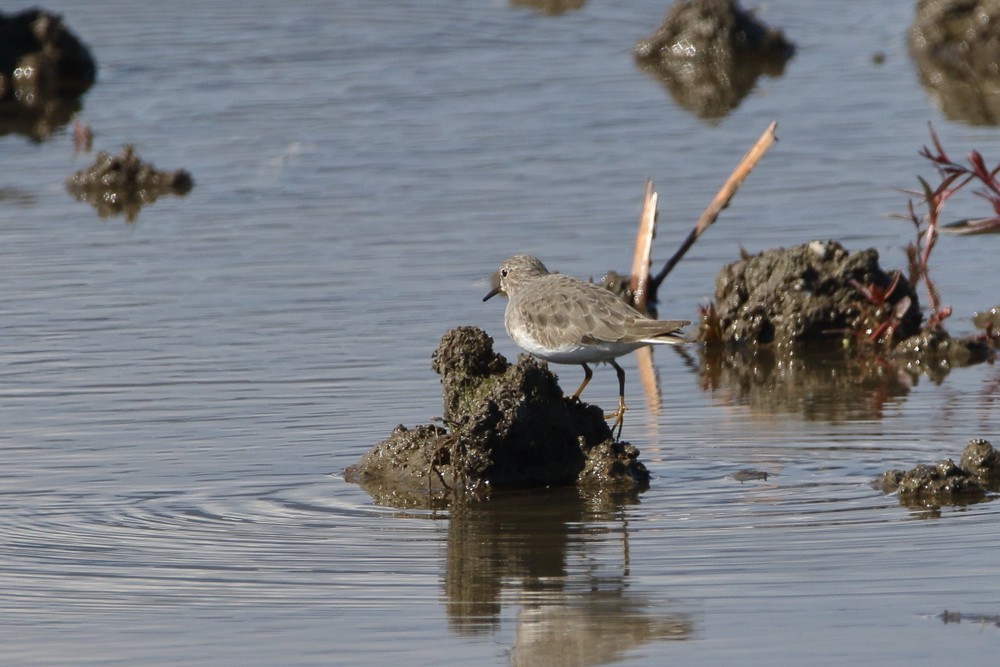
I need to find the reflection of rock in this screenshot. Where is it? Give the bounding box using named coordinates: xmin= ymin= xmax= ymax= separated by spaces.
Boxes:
xmin=712 ymin=241 xmax=922 ymax=350
xmin=66 ymin=145 xmax=194 ymax=222
xmin=441 ymin=486 xmax=694 ymax=657
xmin=511 ymin=591 xmax=692 ymax=666
xmin=699 ymin=345 xmax=916 ymax=422
xmin=0 ymin=186 xmax=35 ymax=206
xmin=878 ymin=439 xmax=1000 ymax=507
xmin=444 ymin=488 xmax=607 ymax=632
xmin=509 ymin=0 xmax=585 ymax=15
xmin=909 ymin=0 xmax=1000 ymax=125
xmin=345 ymin=327 xmax=651 ymax=508
xmin=634 ymin=0 xmax=794 ymax=120
xmin=0 ymin=9 xmax=96 ymax=141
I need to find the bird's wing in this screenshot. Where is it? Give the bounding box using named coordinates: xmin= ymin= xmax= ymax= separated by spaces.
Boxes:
xmin=624 ymin=318 xmax=690 ymax=344
xmin=517 ymin=275 xmax=639 ymax=344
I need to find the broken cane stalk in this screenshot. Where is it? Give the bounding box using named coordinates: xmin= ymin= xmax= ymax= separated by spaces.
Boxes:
xmin=650 ymin=121 xmax=778 ymax=294
xmin=630 ymin=181 xmax=664 ymax=422
xmin=629 ymin=178 xmax=658 ymax=314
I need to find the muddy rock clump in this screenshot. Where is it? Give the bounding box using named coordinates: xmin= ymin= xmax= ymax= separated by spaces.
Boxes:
xmin=878 ymin=438 xmax=1000 ymax=506
xmin=879 ymin=460 xmax=985 ymax=499
xmin=345 ymin=327 xmax=650 ymax=506
xmin=892 ymin=326 xmax=995 ymax=368
xmin=66 ymin=144 xmax=194 ymax=222
xmin=711 ymin=241 xmax=922 ymax=350
xmin=959 ymin=438 xmax=1000 ymax=484
xmin=634 ymin=0 xmax=794 ymax=120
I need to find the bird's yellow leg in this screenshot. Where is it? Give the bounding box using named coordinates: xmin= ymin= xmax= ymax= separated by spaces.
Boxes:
xmin=603 ymin=360 xmax=628 ymax=439
xmin=571 ymin=363 xmax=593 ymax=400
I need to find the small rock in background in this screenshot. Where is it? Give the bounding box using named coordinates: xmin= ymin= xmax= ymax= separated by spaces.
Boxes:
xmin=878 ymin=439 xmax=1000 ymax=506
xmin=0 ymin=8 xmax=96 ymax=141
xmin=66 ymin=144 xmax=194 ymax=222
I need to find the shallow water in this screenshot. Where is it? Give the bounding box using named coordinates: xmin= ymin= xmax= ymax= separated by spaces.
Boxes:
xmin=2 ymin=0 xmax=998 ymax=664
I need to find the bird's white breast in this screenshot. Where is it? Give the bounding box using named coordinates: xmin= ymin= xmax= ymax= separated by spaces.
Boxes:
xmin=508 ymin=326 xmax=640 ymax=364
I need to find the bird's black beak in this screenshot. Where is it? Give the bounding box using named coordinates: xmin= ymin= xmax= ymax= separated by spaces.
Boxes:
xmin=483 ymin=271 xmax=502 ymax=301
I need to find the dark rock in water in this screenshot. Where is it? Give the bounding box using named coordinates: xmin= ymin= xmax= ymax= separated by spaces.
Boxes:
xmin=972 ymin=305 xmax=1000 ymax=334
xmin=732 ymin=469 xmax=769 ymax=482
xmin=343 ymin=423 xmax=453 ymax=508
xmin=909 ymin=0 xmax=1000 ymax=126
xmin=66 ymin=145 xmax=194 ymax=222
xmin=959 ymin=438 xmax=1000 ymax=483
xmin=578 ymin=439 xmax=650 ymax=490
xmin=938 ymin=609 xmax=1000 ymax=626
xmin=0 ymin=8 xmax=96 ymax=141
xmin=345 ymin=326 xmax=651 ymax=507
xmin=892 ymin=327 xmax=994 ymax=367
xmin=878 ymin=439 xmax=999 ymax=507
xmin=712 ymin=241 xmax=922 ymax=350
xmin=509 ymin=0 xmax=584 ymax=16
xmin=707 ymin=241 xmax=995 ymax=369
xmin=634 ymin=0 xmax=794 ymax=120
xmin=879 ymin=460 xmax=985 ymax=498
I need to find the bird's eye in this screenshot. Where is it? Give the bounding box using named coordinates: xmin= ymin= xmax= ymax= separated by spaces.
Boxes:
xmin=500 ymin=269 xmax=508 ymax=278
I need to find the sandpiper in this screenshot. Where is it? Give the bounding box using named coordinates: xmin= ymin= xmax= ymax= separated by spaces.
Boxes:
xmin=483 ymin=254 xmax=688 ymax=437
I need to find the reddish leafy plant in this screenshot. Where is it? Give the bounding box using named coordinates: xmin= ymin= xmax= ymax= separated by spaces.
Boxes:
xmin=849 ymin=272 xmax=911 ymax=347
xmin=895 ymin=124 xmax=1000 ymax=329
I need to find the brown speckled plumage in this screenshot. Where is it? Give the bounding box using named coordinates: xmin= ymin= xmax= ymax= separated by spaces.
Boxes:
xmin=483 ymin=255 xmax=688 ymax=437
